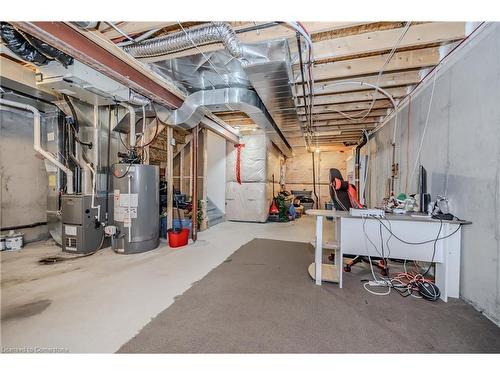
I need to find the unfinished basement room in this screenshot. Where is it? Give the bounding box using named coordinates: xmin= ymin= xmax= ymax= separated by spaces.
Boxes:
xmin=1 ymin=1 xmax=500 ymax=371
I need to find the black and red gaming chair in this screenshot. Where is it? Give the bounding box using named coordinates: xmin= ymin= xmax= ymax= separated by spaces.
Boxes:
xmin=328 ymin=168 xmax=387 ymax=275
xmin=329 ymin=168 xmax=362 ymax=211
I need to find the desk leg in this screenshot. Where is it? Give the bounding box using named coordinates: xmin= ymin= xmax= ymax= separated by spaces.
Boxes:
xmin=335 ymin=219 xmax=343 ymax=288
xmin=315 ymin=215 xmax=323 ymax=285
xmin=435 ymin=224 xmax=461 ymax=302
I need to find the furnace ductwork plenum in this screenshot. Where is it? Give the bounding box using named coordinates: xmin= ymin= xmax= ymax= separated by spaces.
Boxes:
xmin=123 ymin=22 xmax=243 ymax=59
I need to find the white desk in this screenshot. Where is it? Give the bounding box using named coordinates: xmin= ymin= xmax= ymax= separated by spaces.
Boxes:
xmin=306 ymin=209 xmax=471 ymax=302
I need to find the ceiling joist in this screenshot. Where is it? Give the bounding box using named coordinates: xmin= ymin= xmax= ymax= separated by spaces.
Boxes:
xmin=312 ymin=22 xmax=466 ymax=64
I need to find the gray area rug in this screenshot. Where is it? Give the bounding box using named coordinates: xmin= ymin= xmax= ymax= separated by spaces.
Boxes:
xmin=118 ymin=238 xmax=500 ymax=353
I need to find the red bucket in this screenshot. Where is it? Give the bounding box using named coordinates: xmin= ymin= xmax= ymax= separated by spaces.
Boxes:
xmin=167 ymin=228 xmax=189 ymax=248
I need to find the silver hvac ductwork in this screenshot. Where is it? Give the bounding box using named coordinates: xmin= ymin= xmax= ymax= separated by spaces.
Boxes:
xmin=148 ymin=39 xmax=303 ymax=154
xmin=155 ymin=87 xmax=292 ymax=157
xmin=123 ymin=22 xmax=243 ymax=60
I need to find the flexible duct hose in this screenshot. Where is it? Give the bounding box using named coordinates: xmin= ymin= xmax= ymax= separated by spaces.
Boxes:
xmin=0 ymin=22 xmax=73 ymax=67
xmin=123 ymin=22 xmax=242 ymax=59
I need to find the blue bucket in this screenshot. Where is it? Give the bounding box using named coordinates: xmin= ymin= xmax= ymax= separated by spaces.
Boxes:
xmin=173 ymin=218 xmax=192 ymax=238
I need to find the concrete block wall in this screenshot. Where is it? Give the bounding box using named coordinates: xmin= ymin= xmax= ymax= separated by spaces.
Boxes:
xmin=362 ymin=23 xmax=500 ymax=325
xmin=0 ymin=106 xmax=51 ymax=243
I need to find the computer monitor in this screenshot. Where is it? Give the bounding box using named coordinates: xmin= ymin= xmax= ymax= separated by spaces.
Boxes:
xmin=418 ymin=165 xmax=428 ymax=213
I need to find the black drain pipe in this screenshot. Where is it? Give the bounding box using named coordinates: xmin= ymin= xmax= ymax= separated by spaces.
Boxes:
xmin=355 ymin=131 xmax=368 ymax=200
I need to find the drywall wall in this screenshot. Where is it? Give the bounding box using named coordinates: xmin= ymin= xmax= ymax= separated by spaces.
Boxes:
xmin=362 ymin=23 xmax=500 ymax=324
xmin=0 ymin=106 xmax=51 ymax=242
xmin=285 ymin=148 xmax=351 ymax=208
xmin=206 ymin=129 xmax=226 ymax=213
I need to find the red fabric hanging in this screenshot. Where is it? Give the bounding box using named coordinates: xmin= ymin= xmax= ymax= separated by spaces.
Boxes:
xmin=234 ymin=143 xmax=245 ymax=184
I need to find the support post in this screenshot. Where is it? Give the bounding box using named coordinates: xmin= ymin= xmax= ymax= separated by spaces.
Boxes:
xmin=180 ymin=144 xmax=184 ymax=194
xmin=315 ymin=215 xmax=323 ymax=285
xmin=191 ymin=125 xmax=199 ymax=241
xmin=201 ymin=128 xmax=208 ymax=231
xmin=166 ymin=126 xmax=174 ymax=229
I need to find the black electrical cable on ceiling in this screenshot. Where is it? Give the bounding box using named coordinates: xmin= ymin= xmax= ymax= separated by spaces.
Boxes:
xmin=135 ymin=103 xmax=164 ymax=148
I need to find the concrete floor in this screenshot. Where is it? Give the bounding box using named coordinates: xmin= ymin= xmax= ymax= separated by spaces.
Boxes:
xmin=1 ymin=216 xmax=328 ymax=353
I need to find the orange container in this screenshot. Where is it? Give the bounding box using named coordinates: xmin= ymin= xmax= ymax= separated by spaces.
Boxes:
xmin=168 ymin=228 xmax=189 ymax=248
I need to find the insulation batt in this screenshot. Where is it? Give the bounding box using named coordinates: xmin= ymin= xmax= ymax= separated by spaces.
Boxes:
xmin=226 ymin=133 xmax=281 ymax=183
xmin=225 ymin=182 xmax=271 ymax=223
xmin=225 ymin=133 xmax=283 ymax=222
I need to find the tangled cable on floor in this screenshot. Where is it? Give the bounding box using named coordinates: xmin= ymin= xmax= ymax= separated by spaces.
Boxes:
xmin=360 ymin=216 xmax=444 ymax=301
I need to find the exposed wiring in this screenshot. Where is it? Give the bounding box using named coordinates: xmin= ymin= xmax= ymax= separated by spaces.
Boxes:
xmin=117 ymin=28 xmax=161 ymax=46
xmin=135 ymin=104 xmax=164 ymax=148
xmin=105 ymin=22 xmax=136 ymax=43
xmin=360 ymin=215 xmax=454 ymax=298
xmin=38 ymin=232 xmax=106 ymax=264
xmin=360 ymin=129 xmax=370 ymax=204
xmin=365 ymin=22 xmax=486 ymax=148
xmin=319 ymin=22 xmax=411 ymax=123
xmin=405 ymin=95 xmax=412 ymax=193
xmin=332 ymin=186 xmax=348 ymax=211
xmin=407 ymin=71 xmax=438 ymax=194
xmin=288 ymin=22 xmax=315 ymax=148
xmin=371 ymin=214 xmax=460 ymax=245
xmin=141 ymin=105 xmax=146 ymax=147
xmin=63 ymin=95 xmax=93 ymax=149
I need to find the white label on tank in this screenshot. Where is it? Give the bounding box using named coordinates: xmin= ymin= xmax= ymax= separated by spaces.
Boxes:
xmin=65 ymin=225 xmax=77 ymax=236
xmin=47 ymin=132 xmax=55 ymax=142
xmin=115 ymin=207 xmax=124 ymax=222
xmin=123 ymin=207 xmax=137 ymax=219
xmin=119 ymin=193 xmax=138 ymax=207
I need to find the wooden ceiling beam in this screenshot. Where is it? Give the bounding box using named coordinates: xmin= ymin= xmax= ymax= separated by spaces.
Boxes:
xmin=311 ymin=22 xmax=409 ymax=42
xmin=282 ymin=121 xmax=378 ymax=131
xmin=297 ymin=99 xmax=393 ymax=114
xmin=295 ymin=70 xmax=422 ymax=97
xmin=219 ymin=118 xmax=256 ymax=126
xmin=311 ymin=22 xmax=466 ymax=64
xmin=100 ymin=22 xmax=179 ymax=39
xmin=295 ymin=46 xmax=441 ymax=82
xmin=311 ymin=120 xmax=379 ymax=127
xmin=298 ymin=109 xmax=388 ymax=122
xmin=297 ymin=86 xmax=408 ymax=106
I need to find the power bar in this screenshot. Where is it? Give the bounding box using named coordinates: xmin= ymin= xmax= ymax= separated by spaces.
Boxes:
xmin=349 ymin=208 xmax=385 ymax=218
xmin=367 ymin=280 xmax=390 ymax=287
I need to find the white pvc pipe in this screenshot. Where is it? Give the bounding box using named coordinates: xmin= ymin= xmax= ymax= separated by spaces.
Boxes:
xmin=119 ymin=103 xmax=136 ymax=147
xmin=0 ymin=98 xmax=74 ymax=194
